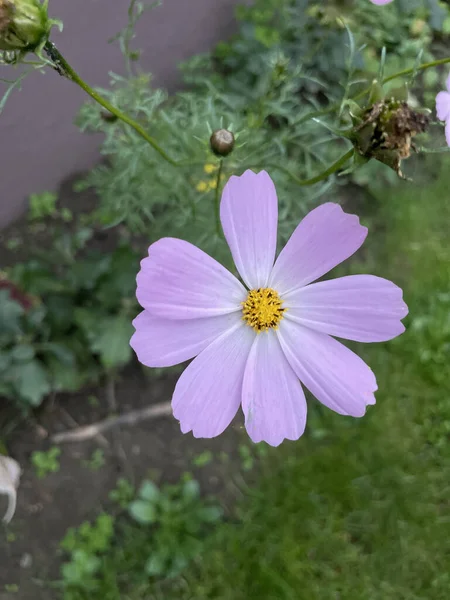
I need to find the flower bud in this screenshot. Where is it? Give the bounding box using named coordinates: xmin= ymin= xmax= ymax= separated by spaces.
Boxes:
xmin=0 ymin=0 xmax=50 ymax=53
xmin=210 ymin=129 xmax=235 ymax=157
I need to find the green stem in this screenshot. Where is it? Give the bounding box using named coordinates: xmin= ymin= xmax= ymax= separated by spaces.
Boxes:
xmin=44 ymin=41 xmax=178 ymax=167
xmin=250 ymin=148 xmax=354 ymax=186
xmin=293 ymin=55 xmax=450 ymax=127
xmin=214 ymin=160 xmax=224 ymax=236
xmin=382 ymin=56 xmax=450 ymax=86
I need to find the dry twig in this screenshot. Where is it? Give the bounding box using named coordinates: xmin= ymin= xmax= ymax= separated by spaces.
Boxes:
xmin=51 ymin=402 xmax=172 ymax=444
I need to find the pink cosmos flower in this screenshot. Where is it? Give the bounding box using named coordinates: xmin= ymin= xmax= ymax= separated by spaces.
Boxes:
xmin=436 ymin=73 xmax=450 ymax=147
xmin=131 ymin=170 xmax=408 ymax=447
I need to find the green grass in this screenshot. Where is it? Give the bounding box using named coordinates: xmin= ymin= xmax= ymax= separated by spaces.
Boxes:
xmin=58 ymin=161 xmax=450 ymax=600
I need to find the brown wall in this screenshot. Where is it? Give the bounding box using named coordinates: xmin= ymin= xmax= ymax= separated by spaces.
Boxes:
xmin=0 ymin=0 xmax=247 ymax=228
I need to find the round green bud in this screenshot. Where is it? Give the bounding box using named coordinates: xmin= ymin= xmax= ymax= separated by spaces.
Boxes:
xmin=0 ymin=0 xmax=50 ymax=53
xmin=210 ymin=129 xmax=235 ymax=157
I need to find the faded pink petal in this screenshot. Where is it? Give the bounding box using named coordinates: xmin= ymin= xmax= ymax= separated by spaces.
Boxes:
xmin=172 ymin=323 xmax=255 ymax=438
xmin=242 ymin=330 xmax=307 ymax=447
xmin=221 ymin=170 xmax=278 ymax=289
xmin=269 ymin=203 xmax=367 ymax=295
xmin=284 ymin=275 xmax=408 ymax=342
xmin=436 ymin=91 xmax=450 ymax=122
xmin=130 ymin=310 xmax=243 ymax=367
xmin=370 ymin=0 xmax=394 ymax=5
xmin=277 ymin=319 xmax=377 ymax=417
xmin=136 ymin=238 xmax=246 ymax=319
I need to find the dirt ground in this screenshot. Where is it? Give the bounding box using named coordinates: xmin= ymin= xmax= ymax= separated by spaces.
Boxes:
xmin=0 ymin=363 xmax=245 ymax=600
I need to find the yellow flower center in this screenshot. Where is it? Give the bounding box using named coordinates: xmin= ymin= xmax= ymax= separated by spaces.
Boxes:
xmin=242 ymin=288 xmax=286 ymax=333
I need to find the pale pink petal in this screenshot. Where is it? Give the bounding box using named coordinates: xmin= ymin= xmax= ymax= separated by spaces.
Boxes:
xmin=446 ymin=120 xmax=450 ymax=148
xmin=220 ymin=170 xmax=278 ymax=289
xmin=283 ymin=275 xmax=408 ymax=343
xmin=269 ymin=203 xmax=367 ymax=295
xmin=370 ymin=0 xmax=394 ymax=5
xmin=435 ymin=91 xmax=450 ymax=122
xmin=277 ymin=320 xmax=377 ymax=417
xmin=130 ymin=310 xmax=243 ymax=367
xmin=172 ymin=323 xmax=255 ymax=438
xmin=136 ymin=238 xmax=246 ymax=319
xmin=242 ymin=330 xmax=307 ymax=447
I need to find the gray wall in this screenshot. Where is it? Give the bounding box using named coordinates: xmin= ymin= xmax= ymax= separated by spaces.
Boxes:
xmin=0 ymin=0 xmax=246 ymax=228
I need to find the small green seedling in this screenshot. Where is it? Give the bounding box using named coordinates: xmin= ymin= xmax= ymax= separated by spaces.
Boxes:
xmin=109 ymin=478 xmax=135 ymax=509
xmin=192 ymin=450 xmax=213 ymax=467
xmin=31 ymin=447 xmax=61 ymax=479
xmin=83 ymin=449 xmax=105 ymax=471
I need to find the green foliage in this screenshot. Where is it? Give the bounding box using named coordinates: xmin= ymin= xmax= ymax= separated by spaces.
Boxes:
xmin=57 ymin=477 xmax=222 ymax=599
xmin=31 ymin=447 xmax=61 ymax=478
xmin=366 ymin=158 xmax=450 ymax=453
xmin=0 ymin=209 xmax=139 ymax=409
xmin=238 ymin=444 xmax=254 ymax=472
xmin=192 ymin=450 xmax=213 ymax=468
xmin=73 ymin=0 xmax=450 ymax=268
xmin=109 ymin=478 xmax=135 ymax=509
xmin=28 ymin=191 xmax=58 ymax=220
xmin=60 ymin=514 xmax=115 ymax=594
xmin=128 ymin=476 xmax=223 ymax=578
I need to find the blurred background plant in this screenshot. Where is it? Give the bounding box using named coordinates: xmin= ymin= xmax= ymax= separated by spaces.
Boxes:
xmin=0 ymin=191 xmax=139 ymax=410
xmin=73 ymin=0 xmax=450 ymax=246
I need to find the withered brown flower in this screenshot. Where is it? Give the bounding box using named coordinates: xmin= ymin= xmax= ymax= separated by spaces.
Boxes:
xmin=353 ymin=99 xmax=430 ymax=178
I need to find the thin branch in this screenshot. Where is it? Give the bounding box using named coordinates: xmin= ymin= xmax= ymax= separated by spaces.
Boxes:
xmin=248 ymin=148 xmax=354 ymax=187
xmin=58 ymin=407 xmax=109 ymax=448
xmin=51 ymin=402 xmax=172 ymax=444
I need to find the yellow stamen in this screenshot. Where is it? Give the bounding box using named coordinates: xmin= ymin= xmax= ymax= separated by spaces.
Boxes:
xmin=242 ymin=288 xmax=286 ymax=333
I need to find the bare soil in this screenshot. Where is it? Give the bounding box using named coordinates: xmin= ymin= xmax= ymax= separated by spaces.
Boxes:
xmin=0 ymin=364 xmax=245 ymax=600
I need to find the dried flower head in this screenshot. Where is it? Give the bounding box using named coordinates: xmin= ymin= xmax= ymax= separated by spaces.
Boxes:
xmin=353 ymin=99 xmax=430 ymax=178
